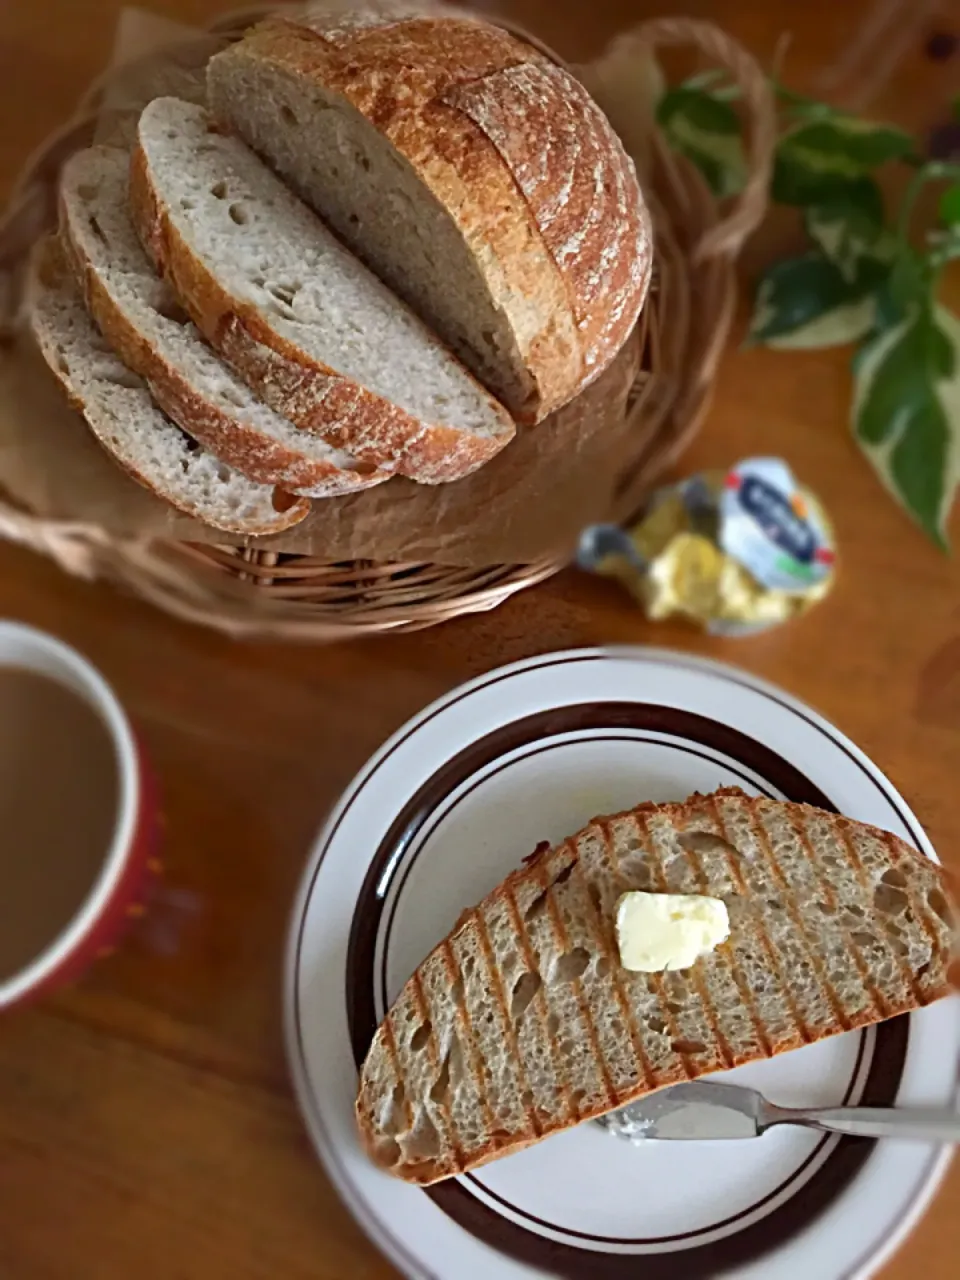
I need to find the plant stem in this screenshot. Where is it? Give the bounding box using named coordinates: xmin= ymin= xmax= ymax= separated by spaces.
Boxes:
xmin=898 ymin=162 xmax=960 ymax=245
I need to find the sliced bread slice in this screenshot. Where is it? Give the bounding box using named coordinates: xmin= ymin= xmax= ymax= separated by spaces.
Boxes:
xmin=356 ymin=786 xmax=958 ymax=1184
xmin=28 ymin=240 xmax=309 ymax=535
xmin=59 ymin=146 xmax=387 ymax=499
xmin=131 ymin=97 xmax=516 ymax=483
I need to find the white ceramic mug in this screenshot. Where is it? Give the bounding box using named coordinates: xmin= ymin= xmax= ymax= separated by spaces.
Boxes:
xmin=0 ymin=621 xmax=159 ymax=1010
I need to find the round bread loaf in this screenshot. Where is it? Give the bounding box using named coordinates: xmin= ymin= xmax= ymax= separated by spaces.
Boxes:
xmin=208 ymin=7 xmax=653 ymax=424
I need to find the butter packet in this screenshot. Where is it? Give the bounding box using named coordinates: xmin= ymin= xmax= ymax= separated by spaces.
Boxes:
xmin=578 ymin=457 xmax=836 ymax=636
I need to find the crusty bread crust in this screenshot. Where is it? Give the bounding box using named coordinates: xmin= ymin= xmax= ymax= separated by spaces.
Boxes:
xmin=129 ymin=125 xmax=515 ymax=484
xmin=356 ymin=787 xmax=958 ymax=1184
xmin=57 ymin=154 xmax=388 ymax=498
xmin=210 ymin=12 xmax=653 ymax=424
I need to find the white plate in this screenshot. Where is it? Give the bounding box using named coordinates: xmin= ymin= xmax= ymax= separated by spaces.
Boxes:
xmin=285 ymin=648 xmax=960 ymax=1280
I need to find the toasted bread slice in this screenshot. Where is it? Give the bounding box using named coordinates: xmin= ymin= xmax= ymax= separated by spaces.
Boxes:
xmin=356 ymin=787 xmax=958 ymax=1184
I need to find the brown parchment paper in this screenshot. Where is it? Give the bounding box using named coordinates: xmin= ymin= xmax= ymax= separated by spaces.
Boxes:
xmin=0 ymin=4 xmax=645 ymax=566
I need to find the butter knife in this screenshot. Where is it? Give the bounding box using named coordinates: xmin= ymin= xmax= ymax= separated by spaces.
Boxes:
xmin=601 ymin=1081 xmax=960 ymax=1142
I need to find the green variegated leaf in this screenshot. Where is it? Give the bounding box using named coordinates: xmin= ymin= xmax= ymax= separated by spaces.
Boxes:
xmin=656 ymin=86 xmax=746 ymax=197
xmin=853 ymin=307 xmax=960 ymax=546
xmin=773 ymin=156 xmax=865 ymax=208
xmin=747 ymin=252 xmax=885 ymax=349
xmin=803 ymin=180 xmax=893 ymax=280
xmin=774 ymin=118 xmax=914 ymax=206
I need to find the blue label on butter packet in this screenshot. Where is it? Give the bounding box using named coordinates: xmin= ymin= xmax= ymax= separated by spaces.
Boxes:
xmin=719 ymin=458 xmax=834 ymax=595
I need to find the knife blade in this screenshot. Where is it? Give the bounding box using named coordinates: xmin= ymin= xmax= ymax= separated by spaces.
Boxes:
xmin=598 ymin=1081 xmax=960 ymax=1144
xmin=614 ymin=1081 xmax=762 ymax=1140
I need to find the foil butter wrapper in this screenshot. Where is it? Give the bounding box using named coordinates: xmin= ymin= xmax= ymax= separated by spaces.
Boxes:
xmin=579 ymin=458 xmax=836 ymax=636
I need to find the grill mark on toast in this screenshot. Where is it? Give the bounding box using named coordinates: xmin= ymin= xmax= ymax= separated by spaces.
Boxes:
xmin=673 ymin=810 xmax=765 ymax=1061
xmin=440 ymin=938 xmax=499 ymax=1152
xmin=382 ymin=1015 xmax=415 ymax=1132
xmin=832 ymin=821 xmax=927 ymax=1007
xmin=504 ymin=885 xmax=578 ymax=1126
xmin=410 ymin=971 xmax=460 ymax=1166
xmin=541 ymin=851 xmax=618 ymax=1112
xmin=629 ymin=812 xmax=695 ymax=1079
xmin=784 ymin=809 xmax=891 ymax=1017
xmin=570 ymin=857 xmax=657 ymax=1092
xmin=636 ymin=819 xmax=735 ymax=1069
xmin=473 ymin=907 xmax=542 ymax=1140
xmin=707 ymin=796 xmax=809 ymax=1048
xmin=431 ymin=944 xmax=468 ymax=1167
xmin=738 ymin=801 xmax=856 ymax=1031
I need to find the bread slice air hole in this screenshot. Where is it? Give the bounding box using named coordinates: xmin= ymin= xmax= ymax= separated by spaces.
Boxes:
xmin=928 ymin=888 xmax=953 ymax=926
xmin=211 ymin=180 xmax=228 ymax=199
xmin=280 ymin=104 xmax=298 ymax=126
xmin=228 ymin=203 xmax=249 ymax=226
xmin=153 ymin=295 xmax=191 ymax=326
xmin=101 ymin=368 xmax=142 ymax=390
xmin=850 ymin=930 xmax=879 ymax=949
xmin=671 ymin=1038 xmax=707 ymax=1055
xmin=552 ymin=863 xmax=575 ymax=889
xmin=676 ymin=830 xmax=741 ymax=858
xmin=524 ymin=889 xmax=549 ymax=923
xmin=430 ymin=1054 xmax=451 ymax=1104
xmin=510 ymin=970 xmax=541 ymax=1022
xmin=551 ymin=947 xmax=590 ymax=985
xmin=620 ymin=856 xmax=654 ymax=889
xmin=874 ymin=882 xmax=908 ymax=916
xmin=410 ymin=1021 xmax=432 ymax=1053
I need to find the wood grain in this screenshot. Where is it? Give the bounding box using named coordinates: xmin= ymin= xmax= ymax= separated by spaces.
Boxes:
xmin=1 ymin=2 xmax=959 ymax=1277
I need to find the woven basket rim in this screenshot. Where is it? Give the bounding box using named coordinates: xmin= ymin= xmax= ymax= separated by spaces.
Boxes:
xmin=0 ymin=7 xmax=775 ymax=640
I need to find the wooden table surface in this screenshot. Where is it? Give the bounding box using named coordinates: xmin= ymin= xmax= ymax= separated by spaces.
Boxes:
xmin=1 ymin=1 xmax=959 ymax=1276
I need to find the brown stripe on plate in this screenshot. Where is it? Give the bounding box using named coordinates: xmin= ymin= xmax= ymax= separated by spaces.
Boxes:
xmin=341 ymin=700 xmax=910 ymax=1275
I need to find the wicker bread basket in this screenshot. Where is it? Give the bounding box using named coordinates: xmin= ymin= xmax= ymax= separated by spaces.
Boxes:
xmin=0 ymin=11 xmax=774 ymax=640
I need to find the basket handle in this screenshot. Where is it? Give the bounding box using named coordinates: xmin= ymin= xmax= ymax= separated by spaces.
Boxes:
xmin=624 ymin=17 xmax=776 ymax=261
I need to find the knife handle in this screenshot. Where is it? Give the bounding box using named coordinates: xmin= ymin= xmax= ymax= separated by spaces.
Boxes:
xmin=778 ymin=1106 xmax=960 ymax=1143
